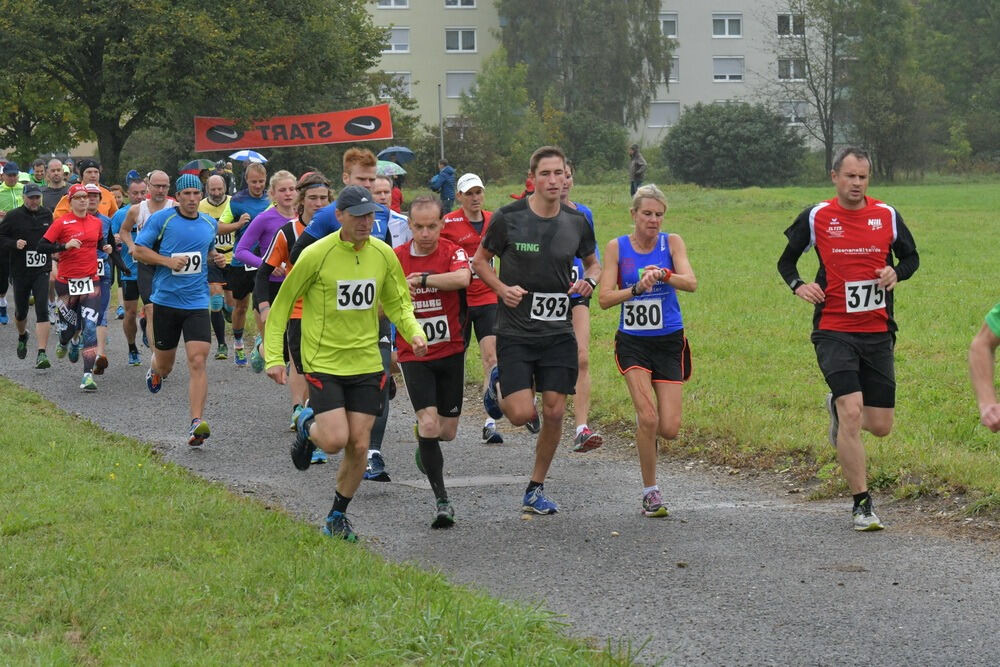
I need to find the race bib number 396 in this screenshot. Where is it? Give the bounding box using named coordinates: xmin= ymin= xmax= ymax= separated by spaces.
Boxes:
xmin=25 ymin=251 xmax=46 ymax=268
xmin=337 ymin=279 xmax=376 ymax=310
xmin=845 ymin=279 xmax=885 ymax=313
xmin=171 ymin=251 xmax=203 ymax=276
xmin=530 ymin=292 xmax=570 ymax=321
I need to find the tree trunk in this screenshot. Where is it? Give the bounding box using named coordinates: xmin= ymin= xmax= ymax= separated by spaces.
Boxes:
xmin=91 ymin=118 xmax=128 ymax=186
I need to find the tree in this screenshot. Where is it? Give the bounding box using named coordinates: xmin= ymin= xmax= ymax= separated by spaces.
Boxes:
xmin=0 ymin=72 xmax=92 ymax=166
xmin=662 ymin=103 xmax=805 ymax=188
xmin=496 ymin=0 xmax=673 ymax=128
xmin=0 ymin=0 xmax=387 ymax=182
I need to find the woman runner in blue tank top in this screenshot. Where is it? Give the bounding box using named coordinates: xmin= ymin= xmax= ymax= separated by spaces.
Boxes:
xmin=597 ymin=184 xmax=697 ymax=518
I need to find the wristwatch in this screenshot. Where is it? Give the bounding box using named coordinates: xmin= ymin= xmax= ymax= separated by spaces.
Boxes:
xmin=789 ymin=278 xmax=806 ymax=293
xmin=583 ymin=277 xmax=598 ymax=289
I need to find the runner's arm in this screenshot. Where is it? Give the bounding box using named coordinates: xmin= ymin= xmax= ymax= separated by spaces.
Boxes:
xmin=778 ymin=209 xmax=825 ymax=303
xmin=969 ymin=320 xmax=1000 ymax=432
xmin=889 ymin=215 xmax=919 ymax=282
xmin=666 ymin=234 xmax=697 ymax=292
xmin=118 ymin=206 xmax=140 ymax=252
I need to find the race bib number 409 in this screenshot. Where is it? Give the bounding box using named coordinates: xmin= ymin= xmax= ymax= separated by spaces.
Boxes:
xmin=845 ymin=279 xmax=885 ymax=313
xmin=171 ymin=251 xmax=203 ymax=276
xmin=622 ymin=299 xmax=663 ymax=331
xmin=530 ymin=292 xmax=569 ymax=321
xmin=337 ymin=279 xmax=375 ymax=310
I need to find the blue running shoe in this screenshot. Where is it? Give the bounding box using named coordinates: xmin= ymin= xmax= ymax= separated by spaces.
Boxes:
xmin=311 ymin=448 xmax=328 ymax=464
xmin=322 ymin=511 xmax=358 ymax=542
xmin=483 ymin=365 xmax=503 ymax=420
xmin=128 ymin=349 xmax=141 ymax=366
xmin=289 ymin=404 xmax=304 ymax=432
xmin=146 ymin=367 xmax=162 ymax=393
xmin=522 ymin=486 xmax=558 ymax=515
xmin=291 ymin=406 xmax=316 ymax=470
xmin=115 ymin=304 xmax=125 ymax=320
xmin=364 ymin=450 xmax=391 ymax=482
xmin=188 ymin=418 xmax=210 ymax=447
xmin=249 ymin=335 xmax=264 ymax=373
xmin=67 ymin=337 xmax=80 ymax=363
xmin=0 ymin=305 xmax=7 ymax=324
xmin=234 ymin=346 xmax=247 ymax=367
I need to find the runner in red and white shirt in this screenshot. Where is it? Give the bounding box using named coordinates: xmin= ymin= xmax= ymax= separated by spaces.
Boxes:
xmin=777 ymin=147 xmax=919 ymax=532
xmin=441 ymin=172 xmax=504 ymax=443
xmin=395 ymin=195 xmax=471 ymax=529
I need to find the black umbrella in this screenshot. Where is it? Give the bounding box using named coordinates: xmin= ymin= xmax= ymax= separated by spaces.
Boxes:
xmin=377 ymin=146 xmax=415 ymax=164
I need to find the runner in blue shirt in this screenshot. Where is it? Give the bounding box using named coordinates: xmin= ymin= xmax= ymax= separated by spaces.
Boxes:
xmin=110 ymin=178 xmax=148 ymax=366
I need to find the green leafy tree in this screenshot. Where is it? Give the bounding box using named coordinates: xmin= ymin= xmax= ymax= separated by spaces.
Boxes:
xmin=0 ymin=72 xmax=92 ymax=166
xmin=662 ymin=103 xmax=805 ymax=188
xmin=496 ymin=0 xmax=673 ymax=128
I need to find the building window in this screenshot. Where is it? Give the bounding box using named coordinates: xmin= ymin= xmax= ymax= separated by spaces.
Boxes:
xmin=379 ymin=72 xmax=412 ymax=99
xmin=648 ymin=102 xmax=681 ymax=128
xmin=667 ymin=57 xmax=679 ymax=83
xmin=778 ymin=13 xmax=805 ymax=36
xmin=779 ymin=100 xmax=808 ymax=124
xmin=778 ymin=58 xmax=806 ymax=80
xmin=445 ymin=71 xmax=476 ymax=98
xmin=445 ymin=0 xmax=476 ymax=6
xmin=383 ymin=28 xmax=410 ymax=53
xmin=713 ymin=13 xmax=742 ymax=37
xmin=659 ymin=12 xmax=677 ymax=38
xmin=446 ymin=28 xmax=476 ymax=53
xmin=376 ymin=0 xmax=408 ymax=7
xmin=713 ymin=57 xmax=744 ymax=82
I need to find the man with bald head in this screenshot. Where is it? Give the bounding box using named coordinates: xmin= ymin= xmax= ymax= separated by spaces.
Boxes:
xmin=41 ymin=159 xmax=69 ymax=212
xmin=199 ymin=173 xmax=242 ymax=358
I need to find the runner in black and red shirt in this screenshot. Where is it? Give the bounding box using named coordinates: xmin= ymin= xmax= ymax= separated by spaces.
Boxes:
xmin=395 ymin=195 xmax=471 ymax=529
xmin=777 ymin=147 xmax=919 ymax=532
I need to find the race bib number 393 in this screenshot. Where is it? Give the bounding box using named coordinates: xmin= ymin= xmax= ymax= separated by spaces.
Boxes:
xmin=845 ymin=279 xmax=885 ymax=313
xmin=622 ymin=299 xmax=663 ymax=331
xmin=67 ymin=277 xmax=95 ymax=296
xmin=530 ymin=292 xmax=570 ymax=321
xmin=337 ymin=279 xmax=376 ymax=310
xmin=171 ymin=251 xmax=203 ymax=276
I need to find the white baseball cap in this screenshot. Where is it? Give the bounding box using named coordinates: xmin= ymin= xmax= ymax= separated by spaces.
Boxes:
xmin=457 ymin=173 xmax=484 ymax=193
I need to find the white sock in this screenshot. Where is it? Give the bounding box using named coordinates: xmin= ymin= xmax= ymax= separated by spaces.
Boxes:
xmin=484 ymin=418 xmax=495 ymax=428
xmin=643 ymin=485 xmax=659 ymax=496
xmin=575 ymin=424 xmax=588 ymax=436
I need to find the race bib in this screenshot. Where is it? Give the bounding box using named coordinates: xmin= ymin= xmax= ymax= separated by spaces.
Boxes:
xmin=25 ymin=251 xmax=46 ymax=268
xmin=569 ymin=265 xmax=581 ymax=282
xmin=622 ymin=299 xmax=664 ymax=331
xmin=418 ymin=315 xmax=451 ymax=345
xmin=67 ymin=277 xmax=94 ymax=296
xmin=216 ymin=232 xmax=234 ymax=247
xmin=171 ymin=251 xmax=203 ymax=276
xmin=529 ymin=292 xmax=570 ymax=321
xmin=97 ymin=258 xmax=106 ymax=277
xmin=337 ymin=279 xmax=375 ymax=310
xmin=845 ymin=279 xmax=885 ymax=313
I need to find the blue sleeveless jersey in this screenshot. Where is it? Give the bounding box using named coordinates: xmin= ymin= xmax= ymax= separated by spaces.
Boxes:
xmin=616 ymin=232 xmax=682 ymax=336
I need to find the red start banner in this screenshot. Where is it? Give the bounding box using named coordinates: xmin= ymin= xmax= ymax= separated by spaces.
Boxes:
xmin=193 ymin=104 xmax=393 ymax=152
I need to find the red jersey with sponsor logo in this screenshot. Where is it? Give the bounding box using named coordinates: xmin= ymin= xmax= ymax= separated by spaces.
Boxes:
xmin=394 ymin=238 xmax=468 ymax=362
xmin=441 ymin=208 xmax=496 ymax=307
xmin=43 ymin=213 xmax=104 ymax=281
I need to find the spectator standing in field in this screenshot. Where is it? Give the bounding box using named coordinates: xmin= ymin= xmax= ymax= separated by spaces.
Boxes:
xmin=429 ymin=160 xmax=456 ymax=213
xmin=628 ymin=144 xmax=647 ymax=197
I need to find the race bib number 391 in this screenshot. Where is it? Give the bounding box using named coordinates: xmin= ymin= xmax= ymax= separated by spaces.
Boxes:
xmin=67 ymin=277 xmax=94 ymax=296
xmin=337 ymin=279 xmax=376 ymax=310
xmin=845 ymin=279 xmax=885 ymax=313
xmin=530 ymin=292 xmax=570 ymax=321
xmin=171 ymin=251 xmax=203 ymax=276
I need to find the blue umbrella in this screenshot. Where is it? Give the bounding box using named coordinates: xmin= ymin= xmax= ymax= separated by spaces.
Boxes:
xmin=228 ymin=149 xmax=268 ymax=164
xmin=377 ymin=146 xmax=414 ymax=164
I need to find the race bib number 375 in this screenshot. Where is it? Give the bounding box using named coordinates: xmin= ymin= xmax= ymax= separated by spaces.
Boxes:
xmin=530 ymin=292 xmax=569 ymax=321
xmin=845 ymin=279 xmax=885 ymax=313
xmin=337 ymin=279 xmax=376 ymax=310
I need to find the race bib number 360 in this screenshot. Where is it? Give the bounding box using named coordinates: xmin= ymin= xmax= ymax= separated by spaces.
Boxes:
xmin=530 ymin=292 xmax=569 ymax=321
xmin=623 ymin=299 xmax=663 ymax=331
xmin=845 ymin=279 xmax=885 ymax=313
xmin=67 ymin=277 xmax=94 ymax=296
xmin=337 ymin=279 xmax=375 ymax=310
xmin=171 ymin=251 xmax=203 ymax=276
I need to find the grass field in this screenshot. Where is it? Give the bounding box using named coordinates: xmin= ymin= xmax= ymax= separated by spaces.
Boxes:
xmin=474 ymin=180 xmax=1000 ymax=505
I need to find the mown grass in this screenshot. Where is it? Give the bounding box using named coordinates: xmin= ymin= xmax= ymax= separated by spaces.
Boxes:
xmin=0 ymin=379 xmax=626 ymax=664
xmin=472 ymin=180 xmax=1000 ymax=502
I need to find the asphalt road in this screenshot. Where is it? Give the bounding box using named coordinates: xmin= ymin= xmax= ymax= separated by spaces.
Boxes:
xmin=2 ymin=314 xmax=999 ymax=665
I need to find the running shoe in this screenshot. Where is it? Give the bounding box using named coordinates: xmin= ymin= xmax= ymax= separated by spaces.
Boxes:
xmin=482 ymin=365 xmax=503 ymax=419
xmin=16 ymin=337 xmax=27 ymax=360
xmin=482 ymin=424 xmax=503 ymax=444
xmin=291 ymin=406 xmax=316 ymax=470
xmin=641 ymin=489 xmax=669 ymax=517
xmin=364 ymin=450 xmax=391 ymax=482
xmin=215 ymin=343 xmax=228 ymax=360
xmin=35 ymin=351 xmax=50 ymax=369
xmin=311 ymin=448 xmax=328 ymax=464
xmin=525 ymin=409 xmax=541 ymax=434
xmin=139 ymin=316 xmax=148 ymax=348
xmin=522 ymin=486 xmax=558 ymax=515
xmin=289 ymin=404 xmax=304 ymax=432
xmin=92 ymin=354 xmax=108 ymax=375
xmin=67 ymin=337 xmax=80 ymax=363
xmin=249 ymin=335 xmax=264 ymax=373
xmin=188 ymin=418 xmax=210 ymax=447
xmin=115 ymin=304 xmax=125 ymax=320
xmin=322 ymin=511 xmax=358 ymax=542
xmin=572 ymin=427 xmax=603 ymax=453
xmin=55 ymin=343 xmax=67 ymax=359
xmin=146 ymin=367 xmax=162 ymax=394
xmin=0 ymin=305 xmax=7 ymax=324
xmin=432 ymin=500 xmax=455 ymax=529
xmin=79 ymin=373 xmax=97 ymax=392
xmin=127 ymin=349 xmax=141 ymax=366
xmin=234 ymin=346 xmax=247 ymax=367
xmin=825 ymin=392 xmax=839 ymax=448
xmin=852 ymin=497 xmax=884 ymax=532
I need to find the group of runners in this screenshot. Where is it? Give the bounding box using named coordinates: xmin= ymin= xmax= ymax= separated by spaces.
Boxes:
xmin=3 ymin=141 xmax=958 ymax=539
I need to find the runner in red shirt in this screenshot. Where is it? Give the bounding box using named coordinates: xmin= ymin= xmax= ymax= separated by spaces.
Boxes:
xmin=395 ymin=195 xmax=471 ymax=529
xmin=778 ymin=147 xmax=919 ymax=532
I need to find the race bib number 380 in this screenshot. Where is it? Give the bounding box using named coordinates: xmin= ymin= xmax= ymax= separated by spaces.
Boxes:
xmin=845 ymin=279 xmax=885 ymax=313
xmin=530 ymin=292 xmax=570 ymax=321
xmin=623 ymin=299 xmax=663 ymax=331
xmin=337 ymin=279 xmax=376 ymax=310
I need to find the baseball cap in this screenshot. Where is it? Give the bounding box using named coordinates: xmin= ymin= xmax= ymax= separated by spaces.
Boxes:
xmin=22 ymin=183 xmax=42 ymax=198
xmin=336 ymin=185 xmax=379 ymax=215
xmin=175 ymin=173 xmax=203 ymax=192
xmin=83 ymin=183 xmax=102 ymax=194
xmin=457 ymin=173 xmax=484 ymax=193
xmin=2 ymin=161 xmax=19 ymax=174
xmin=68 ymin=184 xmax=88 ymax=198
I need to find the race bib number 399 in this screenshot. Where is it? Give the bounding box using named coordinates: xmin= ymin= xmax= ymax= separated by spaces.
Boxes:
xmin=623 ymin=299 xmax=663 ymax=331
xmin=171 ymin=251 xmax=203 ymax=276
xmin=845 ymin=279 xmax=885 ymax=313
xmin=337 ymin=279 xmax=376 ymax=310
xmin=530 ymin=292 xmax=570 ymax=321
xmin=67 ymin=277 xmax=95 ymax=296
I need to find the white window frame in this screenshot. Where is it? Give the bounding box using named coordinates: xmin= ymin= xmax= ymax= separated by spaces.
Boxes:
xmin=779 ymin=100 xmax=808 ymax=125
xmin=376 ymin=0 xmax=409 ymax=8
xmin=659 ymin=12 xmax=678 ymax=38
xmin=445 ymin=0 xmax=476 ymax=7
xmin=647 ymin=101 xmax=681 ymax=128
xmin=383 ymin=27 xmax=410 ymax=54
xmin=778 ymin=58 xmax=806 ymax=81
xmin=445 ymin=71 xmax=477 ymax=98
xmin=712 ymin=13 xmax=742 ymax=38
xmin=445 ymin=27 xmax=477 ymax=53
xmin=712 ymin=56 xmax=744 ymax=82
xmin=777 ymin=13 xmax=805 ymax=36
xmin=379 ymin=71 xmax=412 ymax=99
xmin=667 ymin=56 xmax=679 ymax=83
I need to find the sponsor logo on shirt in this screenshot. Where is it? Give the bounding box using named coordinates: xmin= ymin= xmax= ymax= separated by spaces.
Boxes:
xmin=831 ymin=246 xmax=882 ymax=255
xmin=515 ymin=242 xmax=540 ymax=252
xmin=868 ymin=218 xmax=883 ymax=230
xmin=826 ymin=218 xmax=844 ymax=238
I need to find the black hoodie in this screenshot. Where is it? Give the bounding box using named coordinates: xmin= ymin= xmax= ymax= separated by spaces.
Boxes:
xmin=0 ymin=203 xmax=54 ymax=274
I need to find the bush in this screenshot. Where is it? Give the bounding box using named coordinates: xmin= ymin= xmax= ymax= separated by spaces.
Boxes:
xmin=558 ymin=110 xmax=628 ymax=173
xmin=661 ymin=102 xmax=805 ymax=188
